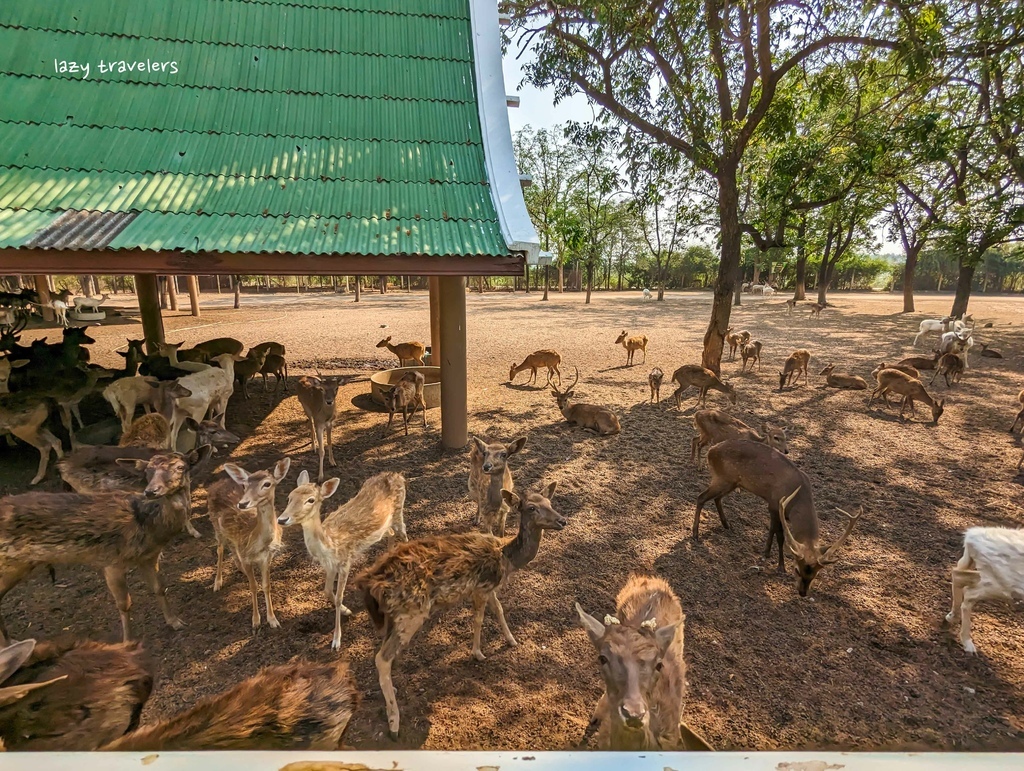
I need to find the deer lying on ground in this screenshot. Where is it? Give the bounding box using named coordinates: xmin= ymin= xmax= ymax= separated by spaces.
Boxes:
xmin=102 ymin=659 xmax=358 ymax=751
xmin=509 ymin=350 xmax=562 ymax=386
xmin=945 ymin=527 xmax=1024 ymax=654
xmin=576 ymin=575 xmax=686 ymax=750
xmin=930 ymin=352 xmax=964 ymax=387
xmin=207 ymin=458 xmax=291 ymax=629
xmin=819 ymin=364 xmax=867 ymax=390
xmin=741 ymin=340 xmax=762 ymax=372
xmin=0 ymin=392 xmax=64 ymax=484
xmin=648 ymin=367 xmax=664 ymax=403
xmin=869 ymin=369 xmax=945 ymax=423
xmin=297 ymin=374 xmax=341 ymax=481
xmin=809 ymin=303 xmax=825 ymax=318
xmin=0 ymin=447 xmax=210 ymax=644
xmin=550 ymin=368 xmax=621 ymax=435
xmin=671 ymin=364 xmax=736 ymax=409
xmin=376 ymin=336 xmax=425 ymax=366
xmin=779 ymin=349 xmax=811 ymax=390
xmin=0 ymin=637 xmax=152 ymax=750
xmin=897 ymin=351 xmax=940 ymax=371
xmin=979 ymin=342 xmax=1003 ymax=359
xmin=383 ymin=371 xmax=427 ymax=435
xmin=192 ymin=337 xmax=244 ymax=358
xmin=694 ymin=440 xmax=860 ymax=595
xmin=469 ymin=435 xmax=526 ymax=536
xmin=615 ymin=331 xmax=649 ymax=366
xmin=871 ymin=362 xmax=920 ymax=382
xmin=690 ymin=409 xmax=788 ymax=467
xmin=118 ymin=413 xmax=173 ymax=449
xmin=725 ymin=329 xmax=750 ymax=360
xmin=1012 ymin=390 xmax=1024 ymax=433
xmin=356 ymin=482 xmax=565 ymax=737
xmin=279 ymin=471 xmax=407 ymax=650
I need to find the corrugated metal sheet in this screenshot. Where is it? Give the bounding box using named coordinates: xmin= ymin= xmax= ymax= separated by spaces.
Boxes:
xmin=0 ymin=0 xmax=508 ymax=257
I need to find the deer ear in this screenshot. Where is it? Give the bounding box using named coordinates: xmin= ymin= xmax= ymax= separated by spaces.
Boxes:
xmin=500 ymin=489 xmax=520 ymax=509
xmin=0 ymin=639 xmax=36 ymax=684
xmin=507 ymin=436 xmax=527 ymax=455
xmin=10 ymin=359 xmax=28 ymax=369
xmin=273 ymin=457 xmax=291 ymax=482
xmin=471 ymin=436 xmax=487 ymax=454
xmin=654 ymin=618 xmax=682 ymax=654
xmin=575 ymin=603 xmax=606 ymax=646
xmin=540 ymin=480 xmax=557 ymax=500
xmin=188 ymin=444 xmax=213 ymax=466
xmin=221 ymin=463 xmax=248 ymax=486
xmin=297 ymin=469 xmax=310 ymax=486
xmin=321 ymin=478 xmax=341 ymax=499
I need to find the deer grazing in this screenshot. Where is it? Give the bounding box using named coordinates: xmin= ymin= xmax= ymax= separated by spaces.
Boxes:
xmin=1012 ymin=389 xmax=1024 ymax=433
xmin=819 ymin=364 xmax=867 ymax=390
xmin=694 ymin=440 xmax=860 ymax=595
xmin=670 ymin=364 xmax=736 ymax=409
xmin=469 ymin=435 xmax=527 ymax=536
xmin=509 ymin=350 xmax=562 ymax=386
xmin=930 ymin=352 xmax=965 ymax=387
xmin=383 ymin=371 xmax=427 ymax=435
xmin=740 ymin=340 xmax=762 ymax=372
xmin=648 ymin=367 xmax=664 ymax=403
xmin=809 ymin=303 xmax=825 ymax=318
xmin=550 ymin=368 xmax=621 ymax=435
xmin=779 ymin=349 xmax=811 ymax=390
xmin=690 ymin=409 xmax=788 ymax=467
xmin=279 ymin=471 xmax=407 ymax=650
xmin=102 ymin=660 xmax=358 ymax=750
xmin=207 ymin=458 xmax=291 ymax=629
xmin=356 ymin=482 xmax=565 ymax=737
xmin=615 ymin=331 xmax=649 ymax=366
xmin=725 ymin=329 xmax=750 ymax=360
xmin=376 ymin=336 xmax=425 ymax=366
xmin=296 ymin=374 xmax=341 ymax=481
xmin=576 ymin=575 xmax=686 ymax=750
xmin=869 ymin=369 xmax=945 ymax=423
xmin=0 ymin=447 xmax=210 ymax=644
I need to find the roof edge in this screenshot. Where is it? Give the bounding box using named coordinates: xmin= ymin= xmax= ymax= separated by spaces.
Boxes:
xmin=468 ymin=0 xmax=540 ymax=264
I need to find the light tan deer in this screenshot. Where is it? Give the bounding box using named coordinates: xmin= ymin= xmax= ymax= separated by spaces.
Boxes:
xmin=778 ymin=349 xmax=811 ymax=390
xmin=207 ymin=458 xmax=291 ymax=630
xmin=869 ymin=369 xmax=945 ymax=423
xmin=296 ymin=374 xmax=340 ymax=482
xmin=871 ymin=362 xmax=920 ymax=382
xmin=694 ymin=439 xmax=860 ymax=595
xmin=740 ymin=340 xmax=762 ymax=372
xmin=930 ymin=352 xmax=964 ymax=387
xmin=376 ymin=336 xmax=425 ymax=366
xmin=1012 ymin=389 xmax=1024 ymax=433
xmin=382 ymin=371 xmax=426 ymax=435
xmin=690 ymin=409 xmax=788 ymax=467
xmin=615 ymin=331 xmax=649 ymax=366
xmin=670 ymin=364 xmax=736 ymax=409
xmin=279 ymin=471 xmax=406 ymax=650
xmin=725 ymin=329 xmax=750 ymax=360
xmin=509 ymin=350 xmax=562 ymax=386
xmin=469 ymin=435 xmax=527 ymax=536
xmin=550 ymin=368 xmax=621 ymax=435
xmin=819 ymin=364 xmax=867 ymax=390
xmin=809 ymin=303 xmax=825 ymax=317
xmin=232 ymin=349 xmax=269 ymax=399
xmin=648 ymin=367 xmax=664 ymax=403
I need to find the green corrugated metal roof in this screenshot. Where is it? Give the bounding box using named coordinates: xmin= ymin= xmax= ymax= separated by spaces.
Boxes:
xmin=0 ymin=0 xmax=509 ymax=257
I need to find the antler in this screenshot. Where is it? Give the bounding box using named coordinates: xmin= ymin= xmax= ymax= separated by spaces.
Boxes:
xmin=551 ymin=366 xmax=580 ymax=396
xmin=777 ymin=486 xmax=802 ymax=554
xmin=821 ymin=506 xmax=862 ymax=564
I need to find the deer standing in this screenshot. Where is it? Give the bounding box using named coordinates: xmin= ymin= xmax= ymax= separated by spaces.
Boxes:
xmin=615 ymin=331 xmax=648 ymax=366
xmin=869 ymin=369 xmax=945 ymax=423
xmin=648 ymin=368 xmax=664 ymax=403
xmin=778 ymin=349 xmax=811 ymax=390
xmin=296 ymin=374 xmax=340 ymax=482
xmin=550 ymin=368 xmax=621 ymax=435
xmin=740 ymin=341 xmax=762 ymax=372
xmin=930 ymin=352 xmax=964 ymax=387
xmin=509 ymin=350 xmax=561 ymax=386
xmin=376 ymin=336 xmax=425 ymax=366
xmin=725 ymin=329 xmax=750 ymax=360
xmin=809 ymin=303 xmax=825 ymax=318
xmin=469 ymin=435 xmax=527 ymax=536
xmin=670 ymin=364 xmax=736 ymax=409
xmin=1011 ymin=389 xmax=1024 ymax=433
xmin=383 ymin=371 xmax=426 ymax=435
xmin=690 ymin=409 xmax=788 ymax=467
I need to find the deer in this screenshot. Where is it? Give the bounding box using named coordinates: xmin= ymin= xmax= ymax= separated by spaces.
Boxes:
xmin=207 ymin=458 xmax=291 ymax=630
xmin=0 ymin=356 xmax=27 ymax=394
xmin=871 ymin=362 xmax=920 ymax=382
xmin=550 ymin=368 xmax=621 ymax=435
xmin=103 ymin=376 xmax=187 ymax=434
xmin=690 ymin=409 xmax=789 ymax=467
xmin=648 ymin=367 xmax=664 ymax=403
xmin=576 ymin=575 xmax=686 ymax=750
xmin=0 ymin=638 xmax=152 ymax=750
xmin=356 ymin=482 xmax=565 ymax=737
xmin=279 ymin=471 xmax=407 ymax=650
xmin=869 ymin=368 xmax=945 ymax=423
xmin=192 ymin=337 xmax=244 ymax=358
xmin=694 ymin=439 xmax=861 ymax=596
xmin=670 ymin=364 xmax=736 ymax=409
xmin=978 ymin=342 xmax=1003 ymax=359
xmin=101 ymin=659 xmax=358 ymax=751
xmin=509 ymin=350 xmax=562 ymax=386
xmin=156 ymin=342 xmax=211 ymax=373
xmin=1011 ymin=389 xmax=1024 ymax=433
xmin=725 ymin=329 xmax=750 ymax=360
xmin=778 ymin=349 xmax=811 ymax=390
xmin=232 ymin=348 xmax=269 ymax=399
xmin=0 ymin=447 xmax=211 ymax=644
xmin=166 ymin=353 xmax=238 ymax=450
xmin=0 ymin=393 xmax=65 ymax=485
xmin=615 ymin=331 xmax=649 ymax=366
xmin=913 ymin=316 xmax=964 ymax=346
xmin=376 ymin=336 xmax=425 ymax=366
xmin=469 ymin=435 xmax=527 ymax=536
xmin=296 ymin=374 xmax=341 ymax=481
xmin=897 ymin=350 xmax=940 ymax=371
xmin=930 ymin=352 xmax=964 ymax=387
xmin=809 ymin=303 xmax=825 ymax=318
xmin=740 ymin=341 xmax=762 ymax=372
xmin=785 ymin=298 xmax=797 ymax=314
xmin=250 ymin=342 xmax=288 ymax=392
xmin=383 ymin=371 xmax=427 ymax=435
xmin=819 ymin=364 xmax=868 ymax=390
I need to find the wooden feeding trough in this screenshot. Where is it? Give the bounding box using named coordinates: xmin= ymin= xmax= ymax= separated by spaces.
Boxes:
xmin=370 ymin=366 xmax=441 ymax=409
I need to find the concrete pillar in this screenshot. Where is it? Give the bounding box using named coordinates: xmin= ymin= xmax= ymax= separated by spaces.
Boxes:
xmin=187 ymin=275 xmax=201 ymax=317
xmin=135 ymin=274 xmax=165 ymax=354
xmin=33 ymin=275 xmax=54 ymax=321
xmin=428 ymin=277 xmax=441 ymax=365
xmin=438 ymin=276 xmax=467 ymax=449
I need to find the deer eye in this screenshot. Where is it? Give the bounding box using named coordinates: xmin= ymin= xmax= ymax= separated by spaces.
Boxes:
xmin=262 ymin=481 xmax=271 ymax=488
xmin=528 ymin=505 xmax=536 ymax=512
xmin=306 ymin=498 xmax=315 ymax=505
xmin=655 ymin=662 xmax=664 ymax=672
xmin=499 ymin=452 xmax=506 ymax=459
xmin=598 ymin=655 xmax=609 ymax=666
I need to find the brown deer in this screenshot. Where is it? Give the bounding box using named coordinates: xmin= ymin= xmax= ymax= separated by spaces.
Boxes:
xmin=356 ymin=482 xmax=565 ymax=737
xmin=785 ymin=298 xmax=797 ymax=314
xmin=279 ymin=471 xmax=407 ymax=649
xmin=1011 ymin=389 xmax=1024 ymax=433
xmin=648 ymin=367 xmax=664 ymax=403
xmin=725 ymin=329 xmax=750 ymax=360
xmin=249 ymin=341 xmax=288 ymax=392
xmin=869 ymin=369 xmax=945 ymax=423
xmin=809 ymin=302 xmax=825 ymax=317
xmin=871 ymin=362 xmax=920 ymax=382
xmin=509 ymin=350 xmax=562 ymax=386
xmin=694 ymin=439 xmax=860 ymax=595
xmin=576 ymin=575 xmax=685 ymax=750
xmin=0 ymin=393 xmax=64 ymax=485
xmin=233 ymin=349 xmax=269 ymax=399
xmin=778 ymin=349 xmax=811 ymax=390
xmin=376 ymin=336 xmax=425 ymax=366
xmin=383 ymin=371 xmax=427 ymax=435
xmin=897 ymin=351 xmax=940 ymax=371
xmin=740 ymin=340 xmax=762 ymax=372
xmin=0 ymin=447 xmax=210 ymax=644
xmin=207 ymin=458 xmax=291 ymax=629
xmin=930 ymin=352 xmax=964 ymax=387
xmin=671 ymin=364 xmax=736 ymax=409
xmin=615 ymin=331 xmax=649 ymax=366
xmin=550 ymin=368 xmax=621 ymax=435
xmin=192 ymin=337 xmax=244 ymax=358
xmin=102 ymin=660 xmax=358 ymax=751
xmin=690 ymin=409 xmax=789 ymax=467
xmin=0 ymin=356 xmax=27 ymax=394
xmin=818 ymin=364 xmax=868 ymax=390
xmin=469 ymin=435 xmax=527 ymax=536
xmin=0 ymin=638 xmax=152 ymax=750
xmin=296 ymin=374 xmax=340 ymax=482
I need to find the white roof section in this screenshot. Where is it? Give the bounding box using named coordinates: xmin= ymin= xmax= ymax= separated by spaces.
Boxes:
xmin=469 ymin=0 xmax=541 ymax=264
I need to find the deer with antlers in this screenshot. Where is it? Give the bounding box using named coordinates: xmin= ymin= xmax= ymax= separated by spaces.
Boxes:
xmin=615 ymin=331 xmax=649 ymax=366
xmin=509 ymin=350 xmax=562 ymax=386
xmin=550 ymin=368 xmax=621 ymax=435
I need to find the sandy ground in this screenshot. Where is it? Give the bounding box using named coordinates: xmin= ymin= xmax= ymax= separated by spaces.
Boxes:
xmin=1 ymin=288 xmax=1023 ymax=751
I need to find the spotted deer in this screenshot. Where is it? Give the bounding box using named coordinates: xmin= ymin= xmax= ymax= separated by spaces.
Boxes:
xmin=550 ymin=368 xmax=621 ymax=435
xmin=670 ymin=365 xmax=736 ymax=409
xmin=725 ymin=329 xmax=750 ymax=360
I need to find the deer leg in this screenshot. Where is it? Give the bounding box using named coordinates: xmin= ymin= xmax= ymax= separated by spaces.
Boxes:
xmin=139 ymin=557 xmax=185 ymax=632
xmin=421 ymin=397 xmax=427 ymax=427
xmin=689 ymin=435 xmax=700 ymax=465
xmin=402 ymin=406 xmax=410 ymax=436
xmin=11 ymin=425 xmax=60 ymax=485
xmin=307 ymin=418 xmax=318 ymax=458
xmin=213 ymin=531 xmax=226 ymax=591
xmin=391 ymin=504 xmax=409 ymax=542
xmin=324 ymin=566 xmax=337 ymax=603
xmin=260 ymin=556 xmax=280 ymax=629
xmin=470 ymin=592 xmax=489 ymax=661
xmin=693 ymin=482 xmax=735 ymax=540
xmin=331 ymin=560 xmax=353 ymax=650
xmin=326 ymin=419 xmax=337 ymax=467
xmin=71 ymin=402 xmax=85 ymax=429
xmin=240 ymin=560 xmax=261 ymax=629
xmin=0 ymin=563 xmax=34 ymax=645
xmin=103 ymin=566 xmax=134 ymax=642
xmin=489 ymin=592 xmax=517 ymax=647
xmin=956 ymin=584 xmax=979 ymax=654
xmin=315 ymin=422 xmax=326 ymax=482
xmin=375 ymin=611 xmax=427 ymax=738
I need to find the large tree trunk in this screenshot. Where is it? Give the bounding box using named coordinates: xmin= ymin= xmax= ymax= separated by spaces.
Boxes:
xmin=702 ymin=167 xmax=739 ymax=375
xmin=232 ymin=275 xmax=241 ymax=309
xmin=950 ymin=260 xmax=975 ymax=318
xmin=558 ymin=263 xmax=564 ymax=292
xmin=816 ymin=258 xmax=831 ymax=305
xmin=902 ymin=243 xmax=921 ymax=313
xmin=794 ymin=215 xmax=807 ymax=300
xmin=585 ymin=262 xmax=594 ymax=304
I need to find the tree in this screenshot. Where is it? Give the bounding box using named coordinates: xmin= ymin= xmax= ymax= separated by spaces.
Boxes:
xmin=808 ymin=192 xmax=879 ymax=305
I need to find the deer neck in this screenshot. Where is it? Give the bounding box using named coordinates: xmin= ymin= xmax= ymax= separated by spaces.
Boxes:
xmin=485 ymin=470 xmax=508 ymax=509
xmin=299 ymin=507 xmax=334 ymax=565
xmin=254 ymin=493 xmax=281 ymax=544
xmin=502 ymin=514 xmax=544 ymax=571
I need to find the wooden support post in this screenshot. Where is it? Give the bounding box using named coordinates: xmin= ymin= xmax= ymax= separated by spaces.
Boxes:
xmin=167 ymin=275 xmax=179 ymax=311
xmin=355 ymin=276 xmax=361 ymax=302
xmin=215 ymin=274 xmax=222 ymax=293
xmin=438 ymin=276 xmax=467 ymax=449
xmin=428 ymin=276 xmax=441 ymax=365
xmin=33 ymin=275 xmax=54 ymax=321
xmin=135 ymin=274 xmax=165 ymax=354
xmin=187 ymin=275 xmax=201 ymax=317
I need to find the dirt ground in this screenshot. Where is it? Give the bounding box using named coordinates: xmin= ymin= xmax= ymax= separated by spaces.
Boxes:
xmin=2 ymin=288 xmax=1024 ymax=751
